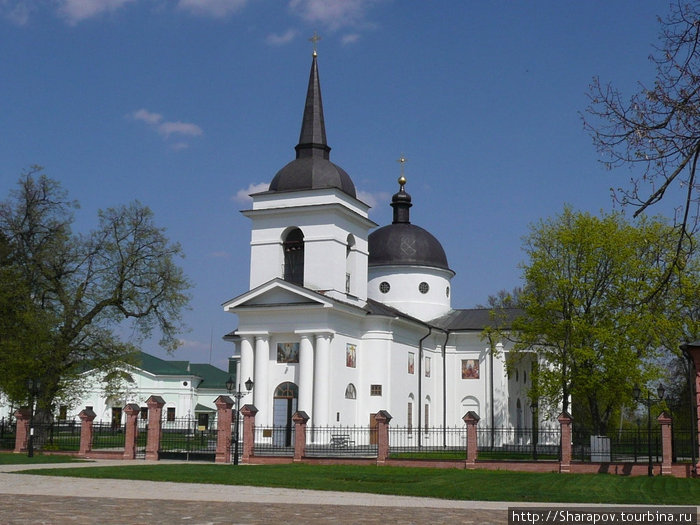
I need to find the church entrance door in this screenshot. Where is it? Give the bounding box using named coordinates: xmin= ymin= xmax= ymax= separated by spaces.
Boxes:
xmin=273 ymin=382 xmax=298 ymax=447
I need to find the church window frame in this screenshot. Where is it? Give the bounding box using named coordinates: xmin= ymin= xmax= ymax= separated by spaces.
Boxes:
xmin=282 ymin=227 xmax=304 ymax=286
xmin=379 ymin=281 xmax=390 ymax=294
xmin=370 ymin=384 xmax=382 ymax=396
xmin=344 ymin=383 xmax=357 ymax=399
xmin=419 ymin=281 xmax=429 ymax=294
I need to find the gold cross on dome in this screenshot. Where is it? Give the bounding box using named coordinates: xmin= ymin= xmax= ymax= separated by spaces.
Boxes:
xmin=309 ymin=32 xmax=321 ymax=56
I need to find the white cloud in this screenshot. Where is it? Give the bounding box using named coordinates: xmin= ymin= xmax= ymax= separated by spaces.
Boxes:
xmin=178 ymin=339 xmax=211 ymax=352
xmin=0 ymin=0 xmax=36 ymax=25
xmin=131 ymin=108 xmax=163 ymax=126
xmin=289 ymin=0 xmax=375 ymax=31
xmin=177 ymin=0 xmax=248 ymax=18
xmin=232 ymin=182 xmax=269 ymax=204
xmin=58 ymin=0 xmax=136 ymax=25
xmin=129 ymin=108 xmax=203 ymax=148
xmin=266 ymin=29 xmax=297 ymax=46
xmin=341 ymin=33 xmax=360 ymax=45
xmin=158 ymin=121 xmax=203 ymax=137
xmin=356 ymin=189 xmax=390 ymax=209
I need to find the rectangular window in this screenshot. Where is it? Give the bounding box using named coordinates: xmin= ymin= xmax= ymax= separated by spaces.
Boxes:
xmin=408 ymin=352 xmax=415 ymax=374
xmin=424 ymin=404 xmax=429 ymax=434
xmin=140 ymin=407 xmax=148 ymax=420
xmin=277 ymin=342 xmax=300 ymax=363
xmin=167 ymin=407 xmax=175 ymax=421
xmin=370 ymin=384 xmax=382 ymax=396
xmin=346 ymin=272 xmax=351 ymax=293
xmin=425 ymin=356 xmax=431 ymax=378
xmin=407 ymin=402 xmax=413 ymax=435
xmin=111 ymin=407 xmax=122 ymax=429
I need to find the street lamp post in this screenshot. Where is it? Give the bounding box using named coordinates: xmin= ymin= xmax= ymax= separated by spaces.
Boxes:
xmin=26 ymin=379 xmax=40 ymax=458
xmin=530 ymin=401 xmax=538 ymax=461
xmin=226 ymin=376 xmax=253 ymax=466
xmin=633 ymin=383 xmax=665 ymax=477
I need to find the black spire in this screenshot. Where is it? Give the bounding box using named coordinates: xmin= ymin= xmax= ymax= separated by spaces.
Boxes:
xmin=295 ymin=54 xmax=331 ymax=160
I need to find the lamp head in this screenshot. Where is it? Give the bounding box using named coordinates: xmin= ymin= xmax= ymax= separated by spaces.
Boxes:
xmin=245 ymin=377 xmax=254 ymax=392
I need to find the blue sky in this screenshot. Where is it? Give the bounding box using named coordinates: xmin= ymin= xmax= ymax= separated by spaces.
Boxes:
xmin=0 ymin=0 xmax=670 ymax=370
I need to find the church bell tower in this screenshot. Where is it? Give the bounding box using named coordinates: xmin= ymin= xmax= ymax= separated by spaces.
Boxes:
xmin=241 ymin=51 xmax=376 ymax=304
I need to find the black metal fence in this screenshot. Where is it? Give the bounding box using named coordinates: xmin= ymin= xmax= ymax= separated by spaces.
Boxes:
xmin=0 ymin=418 xmax=15 ymax=450
xmin=28 ymin=421 xmax=82 ymax=451
xmin=306 ymin=426 xmax=378 ymax=458
xmin=389 ymin=426 xmax=466 ymax=459
xmin=572 ymin=427 xmax=663 ymax=463
xmin=253 ymin=425 xmax=294 ymax=457
xmin=159 ymin=417 xmax=217 ymax=461
xmin=476 ymin=427 xmax=561 ymax=460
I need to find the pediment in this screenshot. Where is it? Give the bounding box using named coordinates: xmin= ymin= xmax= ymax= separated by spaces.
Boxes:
xmin=223 ymin=279 xmax=332 ymax=311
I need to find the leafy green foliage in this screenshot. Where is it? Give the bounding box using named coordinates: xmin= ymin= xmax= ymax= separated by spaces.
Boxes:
xmin=490 ymin=207 xmax=698 ymax=434
xmin=0 ymin=168 xmax=190 ymax=421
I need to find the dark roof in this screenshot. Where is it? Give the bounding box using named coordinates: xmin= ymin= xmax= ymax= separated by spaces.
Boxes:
xmin=368 ymin=180 xmax=450 ymax=271
xmin=369 ymin=223 xmax=450 ymax=270
xmin=267 ymin=54 xmax=356 ymax=198
xmin=429 ymin=308 xmax=523 ymax=331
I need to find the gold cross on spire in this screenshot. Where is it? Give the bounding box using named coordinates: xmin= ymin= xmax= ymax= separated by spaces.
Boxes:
xmin=397 ymin=154 xmax=407 ymax=188
xmin=309 ymin=31 xmax=321 ymax=56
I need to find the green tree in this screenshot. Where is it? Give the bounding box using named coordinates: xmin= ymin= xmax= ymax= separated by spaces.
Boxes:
xmin=0 ymin=168 xmax=190 ymax=429
xmin=496 ymin=207 xmax=695 ymax=434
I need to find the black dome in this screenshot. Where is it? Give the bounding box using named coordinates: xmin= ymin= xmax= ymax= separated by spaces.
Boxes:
xmin=369 ymin=223 xmax=450 ymax=270
xmin=269 ymin=157 xmax=356 ymax=197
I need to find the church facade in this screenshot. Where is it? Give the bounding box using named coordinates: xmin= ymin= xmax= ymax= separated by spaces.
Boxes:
xmin=223 ymin=53 xmax=538 ymax=439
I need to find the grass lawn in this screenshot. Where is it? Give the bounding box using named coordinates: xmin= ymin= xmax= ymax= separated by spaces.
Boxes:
xmin=0 ymin=452 xmax=87 ymax=465
xmin=17 ymin=463 xmax=700 ymax=504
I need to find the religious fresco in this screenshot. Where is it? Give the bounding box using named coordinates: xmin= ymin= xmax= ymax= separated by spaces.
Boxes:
xmin=461 ymin=359 xmax=479 ymax=379
xmin=276 ymin=342 xmax=299 ymax=363
xmin=346 ymin=343 xmax=356 ymax=368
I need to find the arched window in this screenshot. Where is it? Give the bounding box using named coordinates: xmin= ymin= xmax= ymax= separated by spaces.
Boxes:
xmin=344 ymin=383 xmax=356 ymax=399
xmin=274 ymin=382 xmax=298 ymax=399
xmin=345 ymin=234 xmax=355 ymax=294
xmin=283 ymin=228 xmax=304 ymax=286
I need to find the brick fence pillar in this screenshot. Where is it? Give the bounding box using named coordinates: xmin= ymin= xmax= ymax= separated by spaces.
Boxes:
xmin=558 ymin=411 xmax=573 ymax=473
xmin=658 ymin=411 xmax=673 ymax=476
xmin=78 ymin=407 xmax=97 ymax=455
xmin=463 ymin=411 xmax=480 ymax=468
xmin=145 ymin=395 xmax=165 ymax=461
xmin=292 ymin=411 xmax=309 ymax=462
xmin=240 ymin=404 xmax=258 ymax=463
xmin=214 ymin=395 xmax=234 ymax=464
xmin=680 ymin=341 xmax=700 ymax=476
xmin=13 ymin=408 xmax=30 ymax=453
xmin=122 ymin=403 xmax=140 ymax=460
xmin=375 ymin=410 xmax=392 ymax=465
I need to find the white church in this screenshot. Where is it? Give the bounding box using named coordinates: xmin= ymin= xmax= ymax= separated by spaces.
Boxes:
xmin=223 ymin=52 xmax=537 ymax=439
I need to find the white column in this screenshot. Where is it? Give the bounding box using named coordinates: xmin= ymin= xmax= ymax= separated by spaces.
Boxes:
xmin=313 ymin=333 xmax=332 ymax=427
xmin=240 ymin=336 xmax=254 ymax=390
xmin=298 ymin=334 xmax=315 ymax=422
xmin=253 ymin=335 xmax=269 ymax=425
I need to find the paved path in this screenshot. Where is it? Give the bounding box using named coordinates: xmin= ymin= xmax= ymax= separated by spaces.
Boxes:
xmin=0 ymin=460 xmax=512 ymax=524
